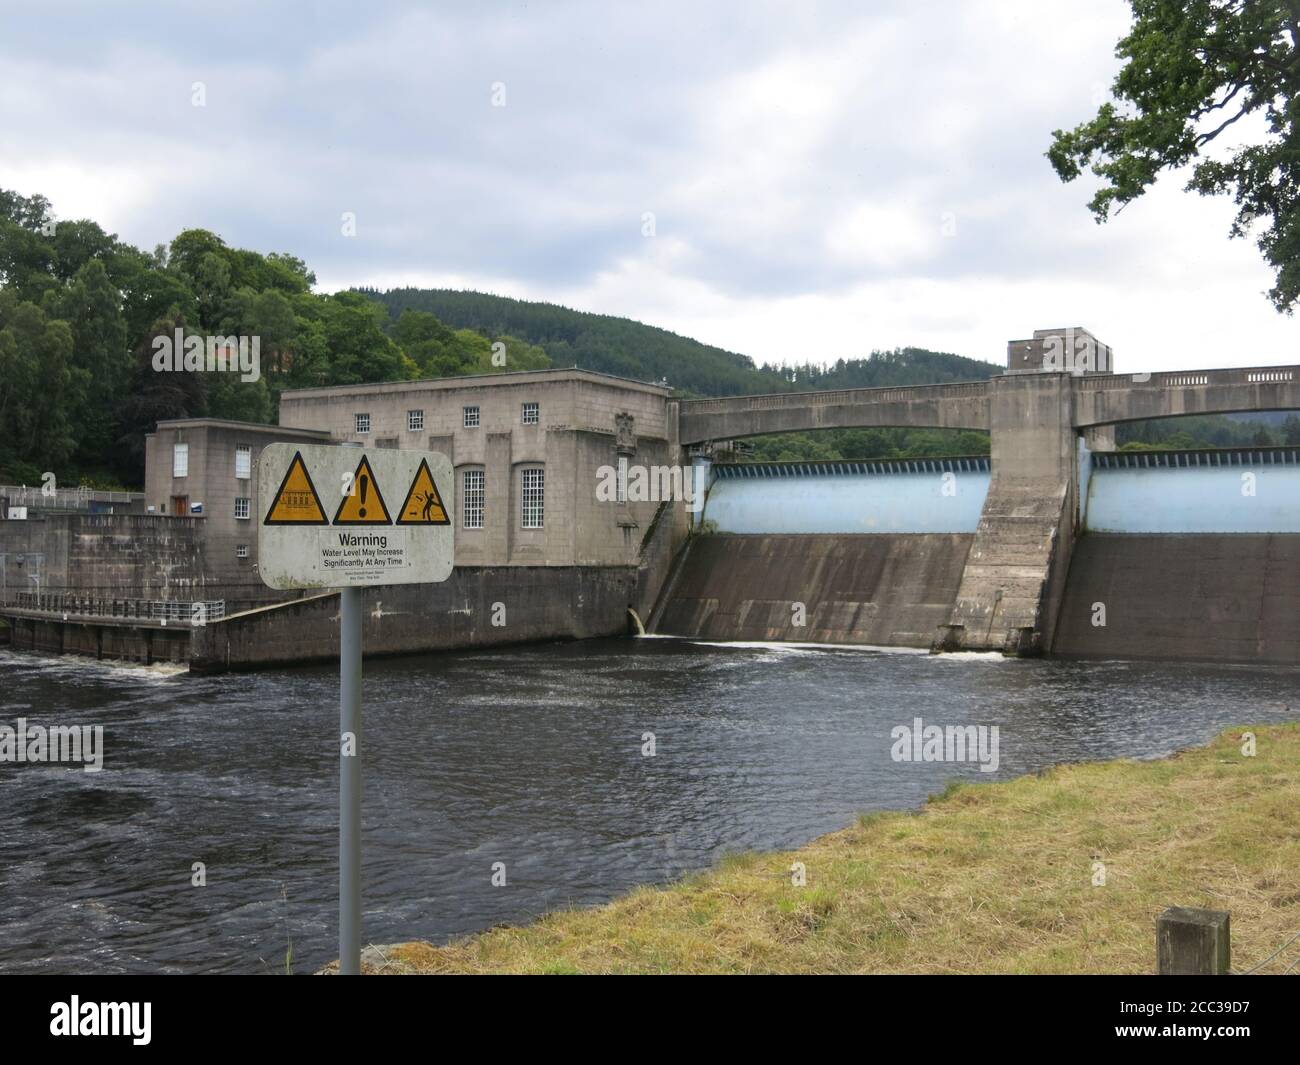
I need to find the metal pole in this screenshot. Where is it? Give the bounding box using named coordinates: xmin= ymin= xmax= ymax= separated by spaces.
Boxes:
xmin=339 ymin=584 xmax=363 ymax=974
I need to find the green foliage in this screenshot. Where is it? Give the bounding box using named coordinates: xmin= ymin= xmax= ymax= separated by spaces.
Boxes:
xmin=0 ymin=190 xmax=532 ymax=487
xmin=743 ymin=428 xmax=991 ymax=463
xmin=1116 ymin=412 xmax=1290 ymax=449
xmin=1048 ymin=1 xmax=1300 ymax=311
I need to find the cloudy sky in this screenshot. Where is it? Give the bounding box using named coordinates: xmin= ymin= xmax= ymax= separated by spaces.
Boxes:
xmin=1 ymin=0 xmax=1293 ymax=374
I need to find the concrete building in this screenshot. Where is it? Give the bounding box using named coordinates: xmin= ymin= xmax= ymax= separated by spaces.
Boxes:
xmin=144 ymin=419 xmax=332 ymax=604
xmin=277 ymin=368 xmax=677 ymax=568
xmin=1006 ymin=327 xmax=1112 ymax=375
xmin=126 ymin=368 xmax=677 ymax=612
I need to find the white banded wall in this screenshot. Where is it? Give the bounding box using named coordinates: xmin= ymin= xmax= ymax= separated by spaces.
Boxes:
xmin=701 ymin=458 xmax=991 ymax=535
xmin=1082 ymin=447 xmax=1300 ymax=533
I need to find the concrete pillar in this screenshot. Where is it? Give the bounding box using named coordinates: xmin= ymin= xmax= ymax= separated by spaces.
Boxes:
xmin=484 ymin=431 xmax=512 ymax=565
xmin=937 ymin=373 xmax=1079 ymax=654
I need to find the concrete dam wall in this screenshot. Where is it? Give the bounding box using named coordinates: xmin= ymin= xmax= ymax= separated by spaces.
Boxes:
xmin=651 ymin=533 xmax=974 ymax=647
xmin=1053 ymin=533 xmax=1300 ymax=664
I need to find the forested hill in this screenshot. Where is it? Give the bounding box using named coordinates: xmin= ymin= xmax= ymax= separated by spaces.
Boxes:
xmin=359 ymin=287 xmax=1003 ymax=396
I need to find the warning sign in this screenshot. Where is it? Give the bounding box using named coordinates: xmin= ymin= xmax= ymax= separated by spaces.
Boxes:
xmin=257 ymin=443 xmax=453 ymax=590
xmin=263 ymin=451 xmax=328 ymax=525
xmin=396 ymin=458 xmax=450 ymax=525
xmin=333 ymin=456 xmax=393 ymax=525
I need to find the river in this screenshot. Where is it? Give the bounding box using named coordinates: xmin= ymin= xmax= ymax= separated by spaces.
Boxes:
xmin=0 ymin=638 xmax=1296 ymax=973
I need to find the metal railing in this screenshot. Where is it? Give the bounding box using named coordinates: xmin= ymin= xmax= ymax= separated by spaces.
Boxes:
xmin=2 ymin=591 xmax=225 ymax=623
xmin=713 ymin=455 xmax=992 ymax=478
xmin=1093 ymin=446 xmax=1300 ymax=470
xmin=1076 ymin=366 xmax=1298 ymax=390
xmin=0 ymin=484 xmax=145 ymax=510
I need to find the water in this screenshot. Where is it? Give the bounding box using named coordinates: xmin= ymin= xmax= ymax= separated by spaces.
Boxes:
xmin=0 ymin=638 xmax=1296 ymax=974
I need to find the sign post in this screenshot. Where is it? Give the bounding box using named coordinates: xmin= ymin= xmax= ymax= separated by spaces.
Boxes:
xmin=257 ymin=442 xmax=454 ymax=975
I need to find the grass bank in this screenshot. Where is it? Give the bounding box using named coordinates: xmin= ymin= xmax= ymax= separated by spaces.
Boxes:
xmin=364 ymin=723 xmax=1300 ymax=974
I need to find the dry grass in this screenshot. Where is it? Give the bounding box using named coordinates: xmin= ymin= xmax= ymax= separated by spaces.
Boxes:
xmin=353 ymin=724 xmax=1300 ymax=975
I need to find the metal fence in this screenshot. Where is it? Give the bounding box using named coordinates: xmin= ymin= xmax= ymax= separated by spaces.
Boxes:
xmin=3 ymin=591 xmax=225 ymax=623
xmin=0 ymin=484 xmax=144 ymax=511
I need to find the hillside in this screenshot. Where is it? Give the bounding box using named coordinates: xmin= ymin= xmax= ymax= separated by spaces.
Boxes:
xmin=358 ymin=287 xmax=1004 ymax=397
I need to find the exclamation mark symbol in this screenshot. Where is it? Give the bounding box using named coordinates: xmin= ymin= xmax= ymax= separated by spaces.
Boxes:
xmin=359 ymin=474 xmax=369 ymax=519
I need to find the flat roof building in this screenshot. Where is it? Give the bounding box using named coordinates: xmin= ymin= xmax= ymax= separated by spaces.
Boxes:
xmin=142 ymin=370 xmax=680 ymax=601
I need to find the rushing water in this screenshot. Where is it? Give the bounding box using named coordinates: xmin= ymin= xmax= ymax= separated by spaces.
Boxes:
xmin=0 ymin=637 xmax=1296 ymax=974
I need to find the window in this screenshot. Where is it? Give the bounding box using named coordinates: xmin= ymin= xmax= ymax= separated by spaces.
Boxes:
xmin=521 ymin=467 xmax=544 ymax=529
xmin=234 ymin=497 xmax=251 ymax=520
xmin=522 ymin=401 xmax=539 ymax=425
xmin=463 ymin=469 xmax=484 ymax=529
xmin=407 ymin=409 xmax=424 ymax=432
xmin=234 ymin=445 xmax=251 ymax=479
xmin=172 ymin=443 xmax=189 ymax=478
xmin=355 ymin=413 xmax=370 ymax=434
xmin=236 ymin=544 xmax=249 ymax=559
xmin=617 ymin=455 xmax=628 ymax=503
xmin=463 ymin=405 xmax=480 ymax=428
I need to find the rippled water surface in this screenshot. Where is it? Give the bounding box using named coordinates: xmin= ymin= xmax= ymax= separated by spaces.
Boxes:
xmin=1 ymin=638 xmax=1296 ymax=973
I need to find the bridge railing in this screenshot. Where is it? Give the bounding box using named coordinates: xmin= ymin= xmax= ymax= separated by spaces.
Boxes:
xmin=1076 ymin=366 xmax=1297 ymax=391
xmin=681 ymin=379 xmax=990 ymax=414
xmin=1 ymin=591 xmax=225 ymax=623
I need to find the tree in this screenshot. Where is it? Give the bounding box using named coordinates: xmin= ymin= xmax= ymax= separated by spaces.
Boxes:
xmin=57 ymin=259 xmax=130 ymax=460
xmin=114 ymin=313 xmax=208 ymax=480
xmin=0 ymin=290 xmax=80 ymax=471
xmin=1048 ymin=2 xmax=1300 ymax=311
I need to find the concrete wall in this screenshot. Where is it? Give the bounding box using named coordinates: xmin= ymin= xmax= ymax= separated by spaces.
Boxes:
xmin=703 ymin=462 xmax=989 ymax=534
xmin=190 ymin=564 xmax=641 ymax=671
xmin=3 ymin=614 xmax=191 ymax=664
xmin=652 ymin=533 xmax=974 ymax=647
xmin=0 ymin=514 xmax=206 ymax=597
xmin=1053 ymin=534 xmax=1300 ymax=664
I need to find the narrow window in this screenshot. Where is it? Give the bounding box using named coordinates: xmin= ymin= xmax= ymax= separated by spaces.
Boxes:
xmin=522 ymin=401 xmax=539 ymax=425
xmin=234 ymin=445 xmax=251 ymax=479
xmin=521 ymin=467 xmax=544 ymax=529
xmin=407 ymin=409 xmax=424 ymax=432
xmin=173 ymin=443 xmax=189 ymax=478
xmin=463 ymin=405 xmax=480 ymax=428
xmin=616 ymin=455 xmax=628 ymax=503
xmin=462 ymin=469 xmax=484 ymax=529
xmin=234 ymin=497 xmax=251 ymax=520
xmin=355 ymin=412 xmax=370 ymax=434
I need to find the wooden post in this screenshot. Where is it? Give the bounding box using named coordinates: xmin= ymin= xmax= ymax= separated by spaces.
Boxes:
xmin=1157 ymin=907 xmax=1230 ymax=974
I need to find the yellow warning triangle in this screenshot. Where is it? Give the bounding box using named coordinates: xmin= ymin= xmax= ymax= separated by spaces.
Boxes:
xmin=396 ymin=458 xmax=450 ymax=525
xmin=264 ymin=451 xmax=328 ymax=525
xmin=333 ymin=455 xmax=393 ymax=525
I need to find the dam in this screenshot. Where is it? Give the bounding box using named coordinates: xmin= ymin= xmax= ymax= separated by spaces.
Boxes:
xmin=652 ymin=444 xmax=1300 ymax=663
xmin=3 ymin=325 xmax=1299 ymax=667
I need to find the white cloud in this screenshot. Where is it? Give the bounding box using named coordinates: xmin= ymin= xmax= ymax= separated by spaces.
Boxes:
xmin=1 ymin=0 xmax=1294 ymax=375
